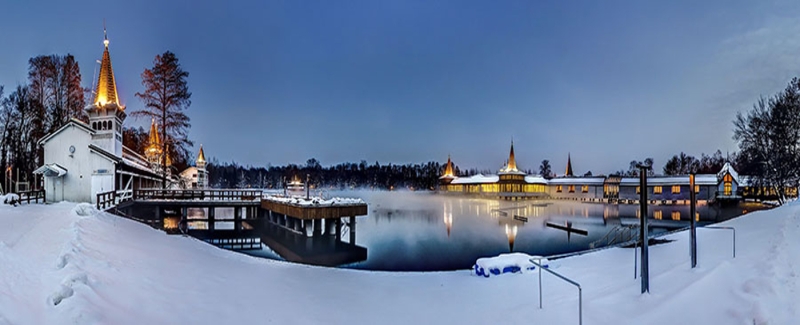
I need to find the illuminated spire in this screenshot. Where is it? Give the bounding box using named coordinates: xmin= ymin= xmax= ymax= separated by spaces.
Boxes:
xmin=566 ymin=153 xmax=574 ymax=177
xmin=145 ymin=119 xmax=162 ymax=164
xmin=507 ymin=140 xmax=517 ymax=172
xmin=197 ymin=145 xmax=206 ymax=164
xmin=443 ymin=154 xmax=454 ymax=177
xmin=93 ymin=24 xmax=120 ymax=107
xmin=148 ymin=119 xmax=160 ymax=148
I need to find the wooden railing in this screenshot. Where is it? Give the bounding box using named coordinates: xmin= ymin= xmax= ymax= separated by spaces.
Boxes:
xmin=8 ymin=189 xmax=46 ymax=205
xmin=133 ymin=189 xmax=263 ymax=202
xmin=96 ymin=190 xmax=117 ymax=210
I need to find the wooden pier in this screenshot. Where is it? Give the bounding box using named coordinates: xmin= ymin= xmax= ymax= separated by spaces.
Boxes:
xmin=106 ymin=189 xmax=369 ymax=266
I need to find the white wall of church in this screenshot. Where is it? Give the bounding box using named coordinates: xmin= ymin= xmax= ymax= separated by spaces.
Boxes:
xmin=41 ymin=125 xmax=94 ymax=203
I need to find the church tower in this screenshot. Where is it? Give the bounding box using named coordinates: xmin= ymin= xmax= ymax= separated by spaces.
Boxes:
xmin=145 ymin=118 xmax=162 ymax=166
xmin=196 ymin=145 xmax=207 ymax=188
xmin=86 ymin=27 xmax=125 ymax=157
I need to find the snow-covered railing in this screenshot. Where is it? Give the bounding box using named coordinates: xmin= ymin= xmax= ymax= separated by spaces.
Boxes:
xmin=262 ymin=195 xmax=366 ymax=207
xmin=530 ymin=258 xmax=582 ymax=325
xmin=133 ymin=189 xmax=263 ymax=202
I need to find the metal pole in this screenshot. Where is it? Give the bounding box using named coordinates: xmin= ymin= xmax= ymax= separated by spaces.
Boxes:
xmin=637 ymin=164 xmax=649 ymax=294
xmin=538 ymin=258 xmax=543 ymax=309
xmin=634 ymin=240 xmax=638 ymax=279
xmin=690 ymin=174 xmax=697 ymax=268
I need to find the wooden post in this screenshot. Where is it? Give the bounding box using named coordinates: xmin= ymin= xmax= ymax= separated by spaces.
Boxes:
xmin=313 ymin=219 xmax=322 ymax=236
xmin=349 ymin=216 xmax=356 ymax=244
xmin=335 ymin=218 xmax=342 ymax=241
xmin=209 ymin=207 xmax=215 ymax=231
xmin=234 ymin=207 xmax=242 ymax=230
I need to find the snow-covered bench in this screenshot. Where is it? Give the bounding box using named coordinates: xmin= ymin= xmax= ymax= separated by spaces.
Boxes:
xmin=473 ymin=253 xmax=549 ymax=277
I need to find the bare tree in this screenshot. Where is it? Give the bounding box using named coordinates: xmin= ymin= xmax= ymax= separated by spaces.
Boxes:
xmin=134 ymin=51 xmax=193 ymax=187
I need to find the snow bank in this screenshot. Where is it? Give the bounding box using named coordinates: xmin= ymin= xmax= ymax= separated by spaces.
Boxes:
xmin=263 ymin=195 xmax=365 ymax=206
xmin=2 ymin=193 xmax=20 ymax=205
xmin=474 ymin=253 xmax=549 ymax=277
xmin=1 ymin=196 xmax=799 ymax=324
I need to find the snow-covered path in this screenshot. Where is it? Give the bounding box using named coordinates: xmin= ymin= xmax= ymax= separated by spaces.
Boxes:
xmin=0 ymin=199 xmax=798 ymax=324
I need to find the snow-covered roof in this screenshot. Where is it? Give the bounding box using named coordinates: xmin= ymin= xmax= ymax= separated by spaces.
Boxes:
xmin=619 ymin=175 xmax=717 ymax=186
xmin=37 ymin=118 xmax=94 ymax=145
xmin=717 ymin=162 xmax=739 ymax=184
xmin=451 ymin=174 xmax=499 ymax=184
xmin=263 ymin=195 xmax=365 ymax=207
xmin=524 ymin=175 xmax=548 ymax=184
xmin=548 ymin=177 xmax=605 ymax=185
xmin=33 ymin=163 xmax=68 ymax=177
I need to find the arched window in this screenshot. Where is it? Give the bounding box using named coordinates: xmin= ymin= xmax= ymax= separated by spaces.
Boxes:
xmin=92 ymin=122 xmax=97 ymax=130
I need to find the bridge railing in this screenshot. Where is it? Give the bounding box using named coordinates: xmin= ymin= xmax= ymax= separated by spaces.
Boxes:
xmin=133 ymin=189 xmax=263 ymax=202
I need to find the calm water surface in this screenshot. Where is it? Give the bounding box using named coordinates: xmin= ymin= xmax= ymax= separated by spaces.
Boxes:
xmin=233 ymin=191 xmax=764 ymax=271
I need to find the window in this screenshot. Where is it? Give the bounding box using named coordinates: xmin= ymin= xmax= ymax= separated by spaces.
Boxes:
xmin=568 ymin=185 xmax=575 ymax=193
xmin=654 ymin=210 xmax=662 ymax=220
xmin=671 ymin=211 xmax=680 ymax=221
xmin=672 ymin=185 xmax=680 ymax=194
xmin=581 ymin=185 xmax=588 ymax=193
xmin=694 ymin=185 xmax=700 ymax=193
xmin=654 ymin=186 xmax=662 ymax=194
xmin=556 ymin=185 xmax=562 ymax=193
xmin=636 ymin=186 xmax=640 ymax=194
xmin=723 ymin=174 xmax=733 ymax=196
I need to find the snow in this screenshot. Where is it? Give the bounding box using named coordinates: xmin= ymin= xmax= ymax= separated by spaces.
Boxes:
xmin=263 ymin=195 xmax=365 ymax=206
xmin=450 ymin=174 xmax=499 ymax=184
xmin=474 ymin=253 xmax=549 ymax=277
xmin=1 ymin=198 xmax=799 ymax=324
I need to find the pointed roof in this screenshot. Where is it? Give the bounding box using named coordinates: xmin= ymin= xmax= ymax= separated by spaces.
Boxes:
xmin=507 ymin=140 xmax=517 ymax=171
xmin=565 ymin=153 xmax=574 ymax=177
xmin=197 ymin=145 xmax=206 ymax=164
xmin=93 ymin=28 xmax=121 ymax=108
xmin=147 ymin=118 xmax=160 ymax=149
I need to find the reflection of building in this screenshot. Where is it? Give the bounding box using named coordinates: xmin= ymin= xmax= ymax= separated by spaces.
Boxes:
xmin=439 ymin=147 xmax=797 ymax=203
xmin=35 ymin=28 xmax=161 ymax=203
xmin=443 ymin=202 xmax=453 ymax=237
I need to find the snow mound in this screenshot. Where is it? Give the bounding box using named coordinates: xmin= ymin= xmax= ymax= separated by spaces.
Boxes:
xmin=72 ymin=203 xmax=97 ymax=217
xmin=474 ymin=253 xmax=549 ymax=277
xmin=2 ymin=194 xmax=20 ymax=206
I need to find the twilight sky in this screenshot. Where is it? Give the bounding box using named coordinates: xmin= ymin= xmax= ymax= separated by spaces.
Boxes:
xmin=2 ymin=0 xmax=800 ymax=174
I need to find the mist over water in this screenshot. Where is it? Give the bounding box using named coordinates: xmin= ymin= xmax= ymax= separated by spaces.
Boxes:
xmin=240 ymin=190 xmax=762 ymax=271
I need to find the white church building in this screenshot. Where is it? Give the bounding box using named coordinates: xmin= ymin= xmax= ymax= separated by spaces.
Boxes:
xmin=34 ymin=30 xmax=206 ymax=204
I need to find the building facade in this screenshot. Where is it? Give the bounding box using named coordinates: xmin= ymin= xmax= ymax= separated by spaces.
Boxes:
xmin=439 ymin=148 xmax=795 ymax=203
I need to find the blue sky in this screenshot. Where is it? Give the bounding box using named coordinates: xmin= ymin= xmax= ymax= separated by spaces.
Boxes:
xmin=2 ymin=0 xmax=800 ymax=174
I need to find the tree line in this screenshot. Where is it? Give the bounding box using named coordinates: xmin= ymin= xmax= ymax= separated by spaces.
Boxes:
xmin=206 ymin=158 xmax=453 ymax=191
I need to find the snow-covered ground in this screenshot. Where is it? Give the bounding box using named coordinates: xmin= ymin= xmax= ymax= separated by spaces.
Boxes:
xmin=0 ymin=196 xmax=797 ymax=324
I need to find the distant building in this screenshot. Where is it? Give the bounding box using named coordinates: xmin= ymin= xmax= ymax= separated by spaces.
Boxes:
xmin=179 ymin=145 xmax=207 ymax=189
xmin=439 ymin=146 xmax=797 ymax=203
xmin=34 ymin=29 xmax=161 ymax=203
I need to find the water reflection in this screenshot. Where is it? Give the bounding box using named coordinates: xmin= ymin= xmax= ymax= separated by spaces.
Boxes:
xmin=139 ymin=191 xmax=767 ymax=271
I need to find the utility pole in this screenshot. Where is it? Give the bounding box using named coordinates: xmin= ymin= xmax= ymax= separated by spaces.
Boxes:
xmin=637 ymin=163 xmax=650 ymax=294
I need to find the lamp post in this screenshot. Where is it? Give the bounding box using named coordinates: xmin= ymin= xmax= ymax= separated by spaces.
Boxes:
xmin=690 ymin=173 xmax=697 ymax=268
xmin=306 ymin=173 xmax=310 ymax=200
xmin=636 ymin=163 xmax=650 ymax=294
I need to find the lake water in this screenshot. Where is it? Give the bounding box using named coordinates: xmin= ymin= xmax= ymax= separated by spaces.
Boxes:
xmin=225 ymin=191 xmax=764 ymax=271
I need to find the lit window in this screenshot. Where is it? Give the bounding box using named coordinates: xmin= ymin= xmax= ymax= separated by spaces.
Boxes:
xmin=636 ymin=186 xmax=640 ymax=194
xmin=672 ymin=185 xmax=680 ymax=194
xmin=694 ymin=185 xmax=699 ymax=193
xmin=581 ymin=185 xmax=588 ymax=193
xmin=556 ymin=185 xmax=562 ymax=193
xmin=671 ymin=211 xmax=680 ymax=220
xmin=654 ymin=186 xmax=662 ymax=194
xmin=568 ymin=185 xmax=575 ymax=193
xmin=654 ymin=210 xmax=662 ymax=220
